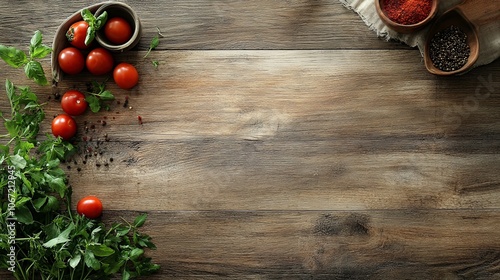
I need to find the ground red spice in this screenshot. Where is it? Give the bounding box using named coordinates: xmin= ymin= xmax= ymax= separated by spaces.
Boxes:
xmin=382 ymin=0 xmax=432 ymax=25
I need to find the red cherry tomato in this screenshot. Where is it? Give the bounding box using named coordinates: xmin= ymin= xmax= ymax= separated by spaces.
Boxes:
xmin=113 ymin=63 xmax=139 ymax=89
xmin=58 ymin=47 xmax=85 ymax=75
xmin=76 ymin=196 xmax=103 ymax=219
xmin=51 ymin=114 xmax=77 ymax=140
xmin=66 ymin=21 xmax=89 ymax=49
xmin=61 ymin=90 xmax=87 ymax=116
xmin=86 ymin=48 xmax=114 ymax=76
xmin=104 ymin=17 xmax=133 ymax=44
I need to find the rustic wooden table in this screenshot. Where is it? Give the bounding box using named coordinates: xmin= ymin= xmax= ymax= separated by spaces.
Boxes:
xmin=1 ymin=0 xmax=500 ymax=279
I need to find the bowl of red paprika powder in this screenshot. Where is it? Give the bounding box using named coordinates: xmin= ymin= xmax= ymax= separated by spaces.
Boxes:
xmin=375 ymin=0 xmax=438 ymax=33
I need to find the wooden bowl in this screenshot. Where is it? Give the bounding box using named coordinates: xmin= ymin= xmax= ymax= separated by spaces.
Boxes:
xmin=51 ymin=3 xmax=103 ymax=84
xmin=423 ymin=9 xmax=479 ymax=76
xmin=94 ymin=2 xmax=142 ymax=53
xmin=424 ymin=0 xmax=500 ymax=75
xmin=375 ymin=0 xmax=438 ymax=33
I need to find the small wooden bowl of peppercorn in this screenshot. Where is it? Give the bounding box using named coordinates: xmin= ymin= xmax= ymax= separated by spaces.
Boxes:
xmin=423 ymin=8 xmax=479 ymax=75
xmin=424 ymin=0 xmax=500 ymax=75
xmin=375 ymin=0 xmax=438 ymax=33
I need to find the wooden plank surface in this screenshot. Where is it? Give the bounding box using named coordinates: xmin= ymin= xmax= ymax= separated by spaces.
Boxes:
xmin=1 ymin=0 xmax=499 ymax=279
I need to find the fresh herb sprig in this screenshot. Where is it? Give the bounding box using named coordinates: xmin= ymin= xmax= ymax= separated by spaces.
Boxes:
xmin=0 ymin=79 xmax=159 ymax=279
xmin=81 ymin=9 xmax=108 ymax=46
xmin=86 ymin=80 xmax=115 ymax=113
xmin=0 ymin=31 xmax=51 ymax=85
xmin=144 ymin=27 xmax=164 ymax=59
xmin=1 ymin=80 xmax=45 ymax=143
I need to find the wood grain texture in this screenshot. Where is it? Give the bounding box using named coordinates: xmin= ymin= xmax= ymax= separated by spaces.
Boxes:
xmin=1 ymin=0 xmax=500 ymax=279
xmin=81 ymin=210 xmax=500 ymax=279
xmin=0 ymin=0 xmax=411 ymax=50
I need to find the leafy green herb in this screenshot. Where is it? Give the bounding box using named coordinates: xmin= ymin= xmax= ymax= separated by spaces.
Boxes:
xmin=85 ymin=80 xmax=115 ymax=113
xmin=0 ymin=31 xmax=51 ymax=85
xmin=144 ymin=27 xmax=164 ymax=59
xmin=2 ymin=79 xmax=45 ymax=143
xmin=81 ymin=9 xmax=108 ymax=46
xmin=152 ymin=60 xmax=159 ymax=69
xmin=0 ymin=79 xmax=159 ymax=279
xmin=144 ymin=36 xmax=159 ymax=58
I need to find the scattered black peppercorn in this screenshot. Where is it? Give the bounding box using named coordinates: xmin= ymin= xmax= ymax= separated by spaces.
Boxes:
xmin=430 ymin=25 xmax=470 ymax=72
xmin=123 ymin=96 xmax=129 ymax=108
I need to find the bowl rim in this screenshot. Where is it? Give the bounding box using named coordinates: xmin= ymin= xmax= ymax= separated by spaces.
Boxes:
xmin=51 ymin=3 xmax=104 ymax=83
xmin=375 ymin=0 xmax=438 ymax=29
xmin=94 ymin=1 xmax=141 ymax=51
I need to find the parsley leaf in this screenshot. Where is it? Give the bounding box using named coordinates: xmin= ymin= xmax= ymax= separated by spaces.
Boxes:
xmin=85 ymin=80 xmax=115 ymax=113
xmin=1 ymin=78 xmax=159 ymax=279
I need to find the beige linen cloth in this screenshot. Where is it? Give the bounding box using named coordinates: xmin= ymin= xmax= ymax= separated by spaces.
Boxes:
xmin=338 ymin=0 xmax=500 ymax=70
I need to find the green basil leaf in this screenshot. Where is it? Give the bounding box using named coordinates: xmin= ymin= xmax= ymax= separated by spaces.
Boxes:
xmin=42 ymin=222 xmax=59 ymax=240
xmin=138 ymin=236 xmax=156 ymax=249
xmin=98 ymin=90 xmax=114 ymax=101
xmin=43 ymin=195 xmax=59 ymax=212
xmin=43 ymin=235 xmax=70 ymax=248
xmin=10 ymin=154 xmax=26 ymax=169
xmin=24 ymin=60 xmax=48 ymax=85
xmin=88 ymin=244 xmax=115 ymax=257
xmin=30 ymin=30 xmax=43 ymax=48
xmin=150 ymin=36 xmax=160 ymax=50
xmin=17 ymin=141 xmax=35 ymax=154
xmin=116 ymin=226 xmax=130 ymax=237
xmin=86 ymin=95 xmax=101 ymax=113
xmin=54 ymin=260 xmax=66 ymax=269
xmin=133 ymin=213 xmax=147 ymax=228
xmin=32 ymin=196 xmax=47 ymax=211
xmin=31 ymin=45 xmax=52 ymax=59
xmin=91 ymin=227 xmax=102 ymax=237
xmin=20 ymin=173 xmax=32 ymax=192
xmin=16 ymin=204 xmax=34 ymax=224
xmin=15 ymin=197 xmax=31 ymax=208
xmin=95 ymin=11 xmax=108 ymax=30
xmin=44 ymin=173 xmax=66 ymax=198
xmin=104 ymin=259 xmax=125 ymax=275
xmin=43 ymin=223 xmax=74 ymax=248
xmin=85 ymin=27 xmax=96 ymax=46
xmin=144 ymin=35 xmax=159 ymax=58
xmin=5 ymin=79 xmax=15 ymax=102
xmin=69 ymin=253 xmax=82 ymax=269
xmin=81 ymin=9 xmax=94 ymax=23
xmin=0 ymin=45 xmax=28 ymax=68
xmin=84 ymin=250 xmax=101 ymax=270
xmin=122 ymin=269 xmax=131 ymax=280
xmin=129 ymin=248 xmax=144 ymax=261
xmin=45 ymin=159 xmax=60 ymax=169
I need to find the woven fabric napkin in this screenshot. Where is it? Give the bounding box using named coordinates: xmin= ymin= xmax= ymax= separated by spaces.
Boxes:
xmin=339 ymin=0 xmax=500 ymax=70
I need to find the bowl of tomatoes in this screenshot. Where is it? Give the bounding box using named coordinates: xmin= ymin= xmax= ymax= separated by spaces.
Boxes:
xmin=51 ymin=2 xmax=141 ymax=86
xmin=94 ymin=2 xmax=141 ymax=53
